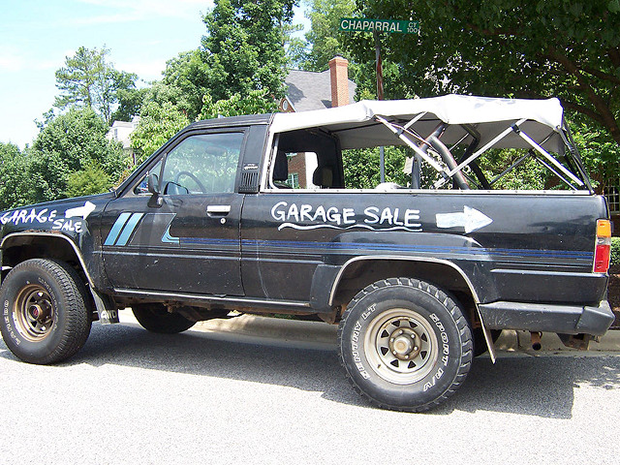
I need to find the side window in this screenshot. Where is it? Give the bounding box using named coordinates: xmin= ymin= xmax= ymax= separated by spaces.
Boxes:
xmin=270 ymin=129 xmax=344 ymax=189
xmin=272 ymin=151 xmax=319 ymax=189
xmin=160 ymin=132 xmax=244 ymax=195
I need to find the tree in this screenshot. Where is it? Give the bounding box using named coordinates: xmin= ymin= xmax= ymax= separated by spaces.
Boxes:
xmin=297 ymin=0 xmax=355 ymax=72
xmin=343 ymin=147 xmax=409 ymax=189
xmin=198 ymin=89 xmax=278 ymax=120
xmin=200 ymin=0 xmax=295 ymax=101
xmin=0 ymin=143 xmax=37 ymax=209
xmin=570 ymin=119 xmax=620 ymax=190
xmin=292 ymin=0 xmax=408 ymax=101
xmin=161 ymin=49 xmax=212 ymax=120
xmin=30 ymin=108 xmax=128 ymax=201
xmin=157 ymin=1 xmax=295 ymax=120
xmin=111 ymin=83 xmax=148 ymax=123
xmin=65 ymin=162 xmax=111 ymax=198
xmin=55 ymin=46 xmax=138 ymax=125
xmin=345 ymin=1 xmax=620 ymax=145
xmin=130 ymin=101 xmax=190 ymax=165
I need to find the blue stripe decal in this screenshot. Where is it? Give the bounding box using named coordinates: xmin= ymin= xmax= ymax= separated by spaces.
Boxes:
xmin=104 ymin=212 xmax=132 ymax=246
xmin=180 ymin=237 xmax=239 ymax=247
xmin=161 ymin=225 xmax=180 ymax=245
xmin=107 ymin=224 xmax=593 ymax=262
xmin=239 ymin=239 xmax=593 ymax=261
xmin=115 ymin=213 xmax=144 ymax=246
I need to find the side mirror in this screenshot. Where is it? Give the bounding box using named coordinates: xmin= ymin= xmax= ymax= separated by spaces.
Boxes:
xmin=147 ymin=172 xmax=164 ymax=207
xmin=147 ymin=172 xmax=160 ymax=195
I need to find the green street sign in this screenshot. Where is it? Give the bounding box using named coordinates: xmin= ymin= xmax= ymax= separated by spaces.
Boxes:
xmin=339 ymin=18 xmax=420 ymax=34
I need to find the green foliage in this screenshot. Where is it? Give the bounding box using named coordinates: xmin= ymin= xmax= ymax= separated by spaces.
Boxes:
xmin=612 ymin=237 xmax=620 ymax=267
xmin=123 ymin=0 xmax=296 ymax=156
xmin=569 ymin=120 xmax=620 ymax=192
xmin=156 ymin=0 xmax=295 ymax=120
xmin=200 ymin=0 xmax=295 ymax=101
xmin=130 ymin=101 xmax=190 ymax=165
xmin=343 ymin=146 xmax=410 ymax=189
xmin=198 ymin=89 xmax=278 ymax=120
xmin=162 ymin=49 xmax=213 ymax=120
xmin=476 ymin=149 xmax=548 ymax=190
xmin=112 ymin=87 xmax=149 ymax=123
xmin=0 ymin=143 xmax=36 ymax=210
xmin=1 ymin=110 xmax=126 ymax=209
xmin=65 ymin=162 xmax=111 ymax=197
xmin=30 ymin=108 xmax=128 ymax=202
xmin=296 ymin=0 xmax=355 ymax=72
xmin=295 ymin=0 xmax=417 ymax=99
xmin=55 ymin=46 xmax=138 ymax=125
xmin=345 ymin=1 xmax=620 ymax=145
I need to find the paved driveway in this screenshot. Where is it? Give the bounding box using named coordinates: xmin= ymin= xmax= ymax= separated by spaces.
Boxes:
xmin=1 ymin=320 xmax=619 ymax=465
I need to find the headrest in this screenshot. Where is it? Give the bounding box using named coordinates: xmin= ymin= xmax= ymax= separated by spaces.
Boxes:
xmin=312 ymin=167 xmax=333 ymax=188
xmin=272 ymin=150 xmax=288 ymax=181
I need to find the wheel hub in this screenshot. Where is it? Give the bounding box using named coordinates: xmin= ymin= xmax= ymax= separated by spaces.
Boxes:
xmin=28 ymin=302 xmax=50 ymax=321
xmin=389 ymin=329 xmax=420 ymax=360
xmin=364 ymin=309 xmax=439 ymax=385
xmin=13 ymin=286 xmax=55 ymax=341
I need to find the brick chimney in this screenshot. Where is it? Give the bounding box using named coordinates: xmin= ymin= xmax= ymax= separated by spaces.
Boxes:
xmin=329 ymin=56 xmax=350 ymax=107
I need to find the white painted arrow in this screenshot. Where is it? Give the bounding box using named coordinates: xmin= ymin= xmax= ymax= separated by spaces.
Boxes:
xmin=65 ymin=201 xmax=96 ymax=220
xmin=436 ymin=206 xmax=493 ymax=234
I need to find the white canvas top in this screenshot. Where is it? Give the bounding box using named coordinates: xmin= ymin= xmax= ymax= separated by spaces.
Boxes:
xmin=270 ymin=94 xmax=566 ymax=151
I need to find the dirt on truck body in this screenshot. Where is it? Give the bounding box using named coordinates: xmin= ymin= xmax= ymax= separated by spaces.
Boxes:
xmin=0 ymin=94 xmax=614 ymax=411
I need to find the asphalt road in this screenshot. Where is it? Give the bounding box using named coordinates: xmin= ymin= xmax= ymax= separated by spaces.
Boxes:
xmin=1 ymin=319 xmax=619 ymax=465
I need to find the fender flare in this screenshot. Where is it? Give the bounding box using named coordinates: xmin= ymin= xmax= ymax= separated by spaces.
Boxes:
xmin=325 ymin=255 xmax=497 ymax=361
xmin=0 ymin=232 xmax=119 ymax=323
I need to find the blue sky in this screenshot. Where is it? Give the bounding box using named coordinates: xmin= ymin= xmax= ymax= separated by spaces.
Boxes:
xmin=0 ymin=0 xmax=307 ymax=149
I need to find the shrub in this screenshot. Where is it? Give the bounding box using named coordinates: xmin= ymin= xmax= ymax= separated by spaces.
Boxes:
xmin=612 ymin=237 xmax=620 ymax=267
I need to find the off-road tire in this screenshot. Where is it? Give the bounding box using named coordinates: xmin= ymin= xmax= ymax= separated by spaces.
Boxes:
xmin=338 ymin=277 xmax=473 ymax=412
xmin=0 ymin=259 xmax=92 ymax=364
xmin=132 ymin=304 xmax=196 ymax=334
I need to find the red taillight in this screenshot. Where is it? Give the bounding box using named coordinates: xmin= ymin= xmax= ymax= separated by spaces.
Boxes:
xmin=594 ymin=219 xmax=612 ymax=273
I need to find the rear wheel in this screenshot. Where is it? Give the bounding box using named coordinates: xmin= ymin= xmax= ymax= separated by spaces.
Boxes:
xmin=0 ymin=259 xmax=92 ymax=364
xmin=132 ymin=304 xmax=196 ymax=334
xmin=338 ymin=278 xmax=473 ymax=412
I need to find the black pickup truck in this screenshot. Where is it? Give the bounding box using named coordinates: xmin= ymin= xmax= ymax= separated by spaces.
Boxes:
xmin=0 ymin=95 xmax=614 ymax=411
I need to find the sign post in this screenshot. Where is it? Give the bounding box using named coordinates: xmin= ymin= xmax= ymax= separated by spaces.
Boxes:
xmin=340 ymin=18 xmax=420 ymax=182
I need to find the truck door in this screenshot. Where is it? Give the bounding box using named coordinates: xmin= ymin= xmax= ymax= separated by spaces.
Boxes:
xmin=101 ymin=130 xmax=247 ymax=296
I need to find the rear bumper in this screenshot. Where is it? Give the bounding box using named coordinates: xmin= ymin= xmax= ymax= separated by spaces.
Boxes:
xmin=479 ymin=300 xmax=614 ymax=337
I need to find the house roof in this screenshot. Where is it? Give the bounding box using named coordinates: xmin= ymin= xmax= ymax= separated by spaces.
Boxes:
xmin=285 ymin=69 xmax=357 ymax=112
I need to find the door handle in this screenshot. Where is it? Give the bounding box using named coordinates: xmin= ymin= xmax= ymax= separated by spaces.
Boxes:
xmin=206 ymin=205 xmax=231 ymax=216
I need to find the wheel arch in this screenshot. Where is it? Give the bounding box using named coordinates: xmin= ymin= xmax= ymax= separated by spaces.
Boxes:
xmin=328 ymin=256 xmax=493 ymax=354
xmin=1 ymin=232 xmax=95 ymax=288
xmin=329 ymin=256 xmax=481 ymax=308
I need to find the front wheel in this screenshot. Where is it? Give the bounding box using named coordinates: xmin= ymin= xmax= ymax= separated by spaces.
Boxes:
xmin=338 ymin=278 xmax=473 ymax=412
xmin=0 ymin=259 xmax=92 ymax=364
